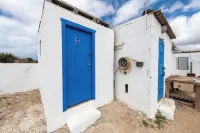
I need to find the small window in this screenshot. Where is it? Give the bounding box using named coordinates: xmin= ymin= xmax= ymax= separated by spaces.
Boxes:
xmin=177 ymin=57 xmax=189 ymax=70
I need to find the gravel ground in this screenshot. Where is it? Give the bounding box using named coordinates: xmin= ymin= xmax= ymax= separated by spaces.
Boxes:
xmin=85 ymin=101 xmax=200 ymax=133
xmin=0 ymin=90 xmax=200 ymax=133
xmin=0 ymin=90 xmax=46 ymax=133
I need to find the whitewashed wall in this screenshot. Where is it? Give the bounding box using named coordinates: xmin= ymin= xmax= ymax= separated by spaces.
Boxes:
xmin=172 ymin=53 xmax=200 ymax=76
xmin=38 ymin=1 xmax=114 ymax=132
xmin=150 ymin=14 xmax=174 ymax=117
xmin=113 ymin=14 xmax=173 ymax=119
xmin=114 ymin=15 xmax=155 ymax=118
xmin=0 ymin=64 xmax=38 ymax=94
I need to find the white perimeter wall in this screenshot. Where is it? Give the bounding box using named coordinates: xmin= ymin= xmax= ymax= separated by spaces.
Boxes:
xmin=38 ymin=1 xmax=114 ymax=132
xmin=113 ymin=14 xmax=173 ymax=118
xmin=0 ymin=64 xmax=38 ymax=94
xmin=172 ymin=53 xmax=200 ymax=76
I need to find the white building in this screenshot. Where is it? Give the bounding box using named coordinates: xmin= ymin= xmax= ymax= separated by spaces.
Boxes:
xmin=38 ymin=0 xmax=114 ymax=132
xmin=38 ymin=0 xmax=178 ymax=131
xmin=113 ymin=10 xmax=176 ymax=118
xmin=172 ymin=53 xmax=200 ymax=76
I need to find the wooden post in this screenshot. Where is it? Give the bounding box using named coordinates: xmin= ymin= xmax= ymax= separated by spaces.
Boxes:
xmin=195 ymin=85 xmax=200 ymax=111
xmin=165 ymin=81 xmax=174 ymax=98
xmin=171 ymin=82 xmax=174 ymax=90
xmin=165 ymin=82 xmax=170 ymax=98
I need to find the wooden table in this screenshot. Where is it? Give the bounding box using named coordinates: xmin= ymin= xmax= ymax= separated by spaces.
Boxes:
xmin=165 ymin=76 xmax=200 ymax=111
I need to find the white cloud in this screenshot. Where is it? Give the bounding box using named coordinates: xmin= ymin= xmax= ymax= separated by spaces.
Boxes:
xmin=0 ymin=0 xmax=43 ymax=59
xmin=161 ymin=0 xmax=200 ymax=13
xmin=169 ymin=11 xmax=200 ymax=46
xmin=112 ymin=0 xmax=159 ymax=25
xmin=177 ymin=44 xmax=200 ymax=51
xmin=184 ymin=0 xmax=200 ymax=11
xmin=0 ymin=0 xmax=43 ymax=25
xmin=0 ymin=0 xmax=114 ymax=58
xmin=113 ymin=0 xmax=145 ymax=25
xmin=162 ymin=1 xmax=184 ymax=13
xmin=63 ymin=0 xmax=115 ymax=18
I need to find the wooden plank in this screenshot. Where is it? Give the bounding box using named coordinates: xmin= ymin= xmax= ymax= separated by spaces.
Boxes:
xmin=153 ymin=10 xmax=176 ymax=39
xmin=165 ymin=82 xmax=174 ymax=98
xmin=169 ymin=91 xmax=195 ymax=102
xmin=166 ymin=76 xmax=200 ymax=86
xmin=195 ymin=85 xmax=200 ymax=111
xmin=174 ymin=99 xmax=195 ymax=107
xmin=166 ymin=79 xmax=192 ymax=85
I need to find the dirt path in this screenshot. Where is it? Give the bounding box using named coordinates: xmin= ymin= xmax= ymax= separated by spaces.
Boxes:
xmin=0 ymin=90 xmax=200 ymax=133
xmin=85 ymin=101 xmax=200 ymax=133
xmin=0 ymin=90 xmax=46 ymax=133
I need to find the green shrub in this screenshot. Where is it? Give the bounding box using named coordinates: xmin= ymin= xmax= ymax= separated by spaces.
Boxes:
xmin=0 ymin=53 xmax=16 ymax=63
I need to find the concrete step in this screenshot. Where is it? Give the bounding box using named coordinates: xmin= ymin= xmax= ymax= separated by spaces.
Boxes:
xmin=66 ymin=101 xmax=94 ymax=116
xmin=157 ymin=98 xmax=176 ymax=120
xmin=66 ymin=106 xmax=101 ymax=133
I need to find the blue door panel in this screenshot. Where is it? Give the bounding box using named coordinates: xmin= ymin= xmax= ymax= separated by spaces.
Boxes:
xmin=158 ymin=38 xmax=165 ymax=101
xmin=66 ymin=27 xmax=92 ymax=107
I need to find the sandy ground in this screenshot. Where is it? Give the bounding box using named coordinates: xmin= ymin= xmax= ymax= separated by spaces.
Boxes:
xmin=0 ymin=90 xmax=46 ymax=133
xmin=174 ymin=83 xmax=194 ymax=93
xmin=85 ymin=101 xmax=200 ymax=133
xmin=0 ymin=90 xmax=200 ymax=133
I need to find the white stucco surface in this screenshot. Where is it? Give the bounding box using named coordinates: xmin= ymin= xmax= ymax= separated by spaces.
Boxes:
xmin=172 ymin=53 xmax=200 ymax=76
xmin=113 ymin=14 xmax=174 ymax=118
xmin=38 ymin=1 xmax=114 ymax=132
xmin=0 ymin=64 xmax=38 ymax=94
xmin=157 ymin=98 xmax=176 ymax=120
xmin=67 ymin=104 xmax=101 ymax=133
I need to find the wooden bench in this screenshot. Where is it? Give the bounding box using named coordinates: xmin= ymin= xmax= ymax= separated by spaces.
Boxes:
xmin=166 ymin=76 xmax=200 ymax=111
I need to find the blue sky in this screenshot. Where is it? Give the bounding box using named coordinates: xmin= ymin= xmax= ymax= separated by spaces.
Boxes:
xmin=102 ymin=0 xmax=194 ymax=25
xmin=0 ymin=0 xmax=200 ymax=59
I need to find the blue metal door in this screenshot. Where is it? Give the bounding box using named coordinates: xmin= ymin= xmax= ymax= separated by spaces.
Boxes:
xmin=66 ymin=27 xmax=92 ymax=107
xmin=158 ymin=38 xmax=165 ymax=101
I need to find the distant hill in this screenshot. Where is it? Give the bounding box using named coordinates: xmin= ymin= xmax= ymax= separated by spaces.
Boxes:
xmin=0 ymin=53 xmax=38 ymax=63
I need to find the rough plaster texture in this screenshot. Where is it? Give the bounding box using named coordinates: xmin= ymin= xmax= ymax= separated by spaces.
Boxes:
xmin=113 ymin=14 xmax=173 ymax=118
xmin=38 ymin=1 xmax=114 ymax=132
xmin=0 ymin=64 xmax=38 ymax=94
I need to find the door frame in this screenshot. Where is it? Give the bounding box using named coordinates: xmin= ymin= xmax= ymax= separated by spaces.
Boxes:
xmin=61 ymin=18 xmax=96 ymax=112
xmin=158 ymin=38 xmax=165 ymax=101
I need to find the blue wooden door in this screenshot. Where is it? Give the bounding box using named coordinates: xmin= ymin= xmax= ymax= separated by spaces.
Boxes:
xmin=66 ymin=27 xmax=92 ymax=107
xmin=158 ymin=38 xmax=165 ymax=101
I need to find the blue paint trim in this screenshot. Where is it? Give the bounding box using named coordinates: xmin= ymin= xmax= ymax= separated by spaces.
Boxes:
xmin=158 ymin=38 xmax=165 ymax=101
xmin=61 ymin=18 xmax=96 ymax=112
xmin=177 ymin=57 xmax=189 ymax=70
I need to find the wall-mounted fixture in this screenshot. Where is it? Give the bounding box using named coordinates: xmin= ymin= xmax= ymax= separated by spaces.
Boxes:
xmin=115 ymin=57 xmax=144 ymax=75
xmin=161 ymin=25 xmax=168 ymax=33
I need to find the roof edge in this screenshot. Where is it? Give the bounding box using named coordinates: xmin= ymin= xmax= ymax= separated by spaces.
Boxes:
xmin=151 ymin=10 xmax=176 ymax=39
xmin=50 ymin=0 xmax=110 ymax=28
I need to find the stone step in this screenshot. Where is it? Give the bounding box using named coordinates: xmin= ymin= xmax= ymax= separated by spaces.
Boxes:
xmin=157 ymin=98 xmax=176 ymax=120
xmin=66 ymin=106 xmax=101 ymax=133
